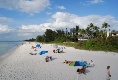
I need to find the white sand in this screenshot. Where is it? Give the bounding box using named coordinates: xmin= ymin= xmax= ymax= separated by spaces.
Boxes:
xmin=0 ymin=42 xmax=118 ymax=80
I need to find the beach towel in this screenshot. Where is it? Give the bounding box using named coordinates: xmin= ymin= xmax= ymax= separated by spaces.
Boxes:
xmin=39 ymin=50 xmax=48 ymax=55
xmin=69 ymin=61 xmax=84 ymax=66
xmin=69 ymin=61 xmax=75 ymax=66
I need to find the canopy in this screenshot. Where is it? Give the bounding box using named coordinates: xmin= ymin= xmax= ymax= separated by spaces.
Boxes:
xmin=39 ymin=50 xmax=48 ymax=55
xmin=69 ymin=61 xmax=84 ymax=66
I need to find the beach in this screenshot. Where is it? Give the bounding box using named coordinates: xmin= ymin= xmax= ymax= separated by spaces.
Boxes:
xmin=0 ymin=42 xmax=118 ymax=80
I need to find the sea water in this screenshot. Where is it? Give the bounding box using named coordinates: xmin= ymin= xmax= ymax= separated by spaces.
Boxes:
xmin=0 ymin=41 xmax=24 ymax=59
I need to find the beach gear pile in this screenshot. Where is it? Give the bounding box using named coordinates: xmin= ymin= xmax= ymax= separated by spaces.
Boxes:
xmin=36 ymin=44 xmax=41 ymax=48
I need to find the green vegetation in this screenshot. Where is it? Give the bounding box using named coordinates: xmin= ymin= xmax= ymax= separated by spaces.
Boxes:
xmin=26 ymin=22 xmax=118 ymax=52
xmin=78 ymin=37 xmax=118 ymax=52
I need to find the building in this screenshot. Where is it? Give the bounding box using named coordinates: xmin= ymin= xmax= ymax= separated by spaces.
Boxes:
xmin=111 ymin=31 xmax=118 ymax=36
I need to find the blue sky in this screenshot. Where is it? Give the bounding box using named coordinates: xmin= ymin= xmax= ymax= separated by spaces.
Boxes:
xmin=0 ymin=0 xmax=118 ymax=41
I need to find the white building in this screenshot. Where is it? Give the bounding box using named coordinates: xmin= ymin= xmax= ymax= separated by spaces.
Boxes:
xmin=111 ymin=31 xmax=118 ymax=36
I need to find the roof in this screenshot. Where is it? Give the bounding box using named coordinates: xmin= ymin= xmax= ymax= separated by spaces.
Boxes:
xmin=111 ymin=31 xmax=118 ymax=34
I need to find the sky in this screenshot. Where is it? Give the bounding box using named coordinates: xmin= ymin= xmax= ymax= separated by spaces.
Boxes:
xmin=0 ymin=0 xmax=118 ymax=41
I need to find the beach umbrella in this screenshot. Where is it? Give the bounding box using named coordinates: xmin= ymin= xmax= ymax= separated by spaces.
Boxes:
xmin=69 ymin=61 xmax=84 ymax=66
xmin=53 ymin=44 xmax=58 ymax=48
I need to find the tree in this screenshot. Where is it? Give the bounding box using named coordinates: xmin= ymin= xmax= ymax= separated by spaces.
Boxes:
xmin=78 ymin=29 xmax=86 ymax=39
xmin=102 ymin=22 xmax=110 ymax=31
xmin=102 ymin=22 xmax=110 ymax=38
xmin=76 ymin=25 xmax=79 ymax=37
xmin=92 ymin=26 xmax=100 ymax=38
xmin=86 ymin=23 xmax=100 ymax=38
xmin=36 ymin=35 xmax=44 ymax=42
xmin=44 ymin=29 xmax=56 ymax=42
xmin=86 ymin=23 xmax=94 ymax=38
xmin=56 ymin=29 xmax=63 ymax=38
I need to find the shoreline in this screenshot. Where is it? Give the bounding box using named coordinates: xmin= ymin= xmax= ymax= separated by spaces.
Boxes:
xmin=0 ymin=42 xmax=118 ymax=80
xmin=0 ymin=41 xmax=25 ymax=60
xmin=0 ymin=44 xmax=25 ymax=65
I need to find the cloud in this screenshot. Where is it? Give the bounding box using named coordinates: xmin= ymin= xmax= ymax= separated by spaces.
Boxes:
xmin=0 ymin=0 xmax=50 ymax=14
xmin=0 ymin=12 xmax=118 ymax=41
xmin=0 ymin=17 xmax=13 ymax=23
xmin=80 ymin=0 xmax=104 ymax=6
xmin=88 ymin=0 xmax=104 ymax=4
xmin=50 ymin=12 xmax=118 ymax=31
xmin=0 ymin=24 xmax=12 ymax=33
xmin=17 ymin=12 xmax=118 ymax=33
xmin=57 ymin=6 xmax=66 ymax=9
xmin=19 ymin=24 xmax=53 ymax=33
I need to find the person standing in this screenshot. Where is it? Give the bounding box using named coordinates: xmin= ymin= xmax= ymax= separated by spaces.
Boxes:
xmin=106 ymin=66 xmax=111 ymax=80
xmin=90 ymin=60 xmax=94 ymax=67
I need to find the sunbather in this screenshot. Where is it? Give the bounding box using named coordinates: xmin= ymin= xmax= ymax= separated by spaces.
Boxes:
xmin=29 ymin=52 xmax=37 ymax=55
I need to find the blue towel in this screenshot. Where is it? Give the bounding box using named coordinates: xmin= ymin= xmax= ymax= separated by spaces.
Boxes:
xmin=39 ymin=51 xmax=48 ymax=55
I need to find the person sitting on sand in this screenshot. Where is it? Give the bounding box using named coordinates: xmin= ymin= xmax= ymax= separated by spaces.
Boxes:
xmin=45 ymin=56 xmax=50 ymax=62
xmin=32 ymin=46 xmax=36 ymax=49
xmin=53 ymin=49 xmax=56 ymax=53
xmin=77 ymin=66 xmax=86 ymax=74
xmin=59 ymin=48 xmax=63 ymax=53
xmin=57 ymin=48 xmax=60 ymax=53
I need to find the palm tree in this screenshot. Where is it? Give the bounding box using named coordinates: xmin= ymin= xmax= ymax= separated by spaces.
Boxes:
xmin=102 ymin=22 xmax=110 ymax=38
xmin=93 ymin=26 xmax=100 ymax=38
xmin=79 ymin=29 xmax=86 ymax=39
xmin=66 ymin=28 xmax=68 ymax=42
xmin=86 ymin=23 xmax=95 ymax=38
xmin=76 ymin=25 xmax=79 ymax=37
xmin=102 ymin=22 xmax=110 ymax=31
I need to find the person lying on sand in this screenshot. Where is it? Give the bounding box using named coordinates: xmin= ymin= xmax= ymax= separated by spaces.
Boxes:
xmin=29 ymin=52 xmax=37 ymax=55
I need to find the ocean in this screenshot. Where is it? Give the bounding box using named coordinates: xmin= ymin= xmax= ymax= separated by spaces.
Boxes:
xmin=0 ymin=41 xmax=24 ymax=59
